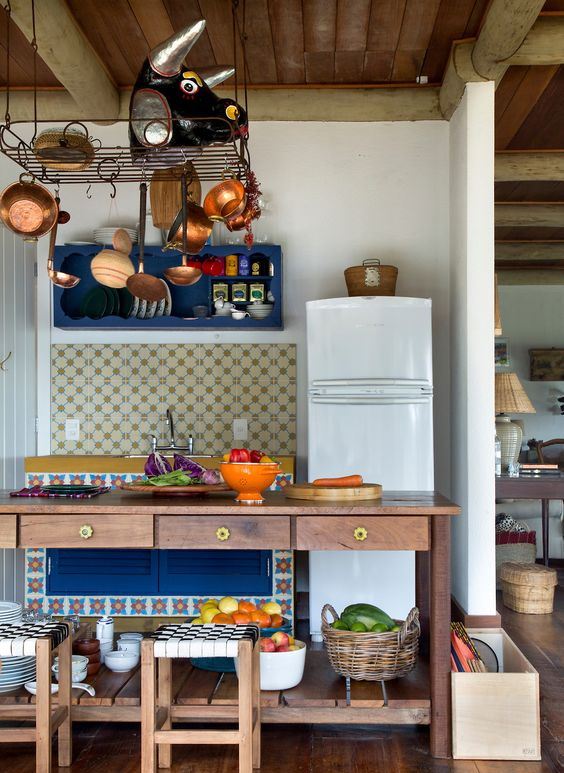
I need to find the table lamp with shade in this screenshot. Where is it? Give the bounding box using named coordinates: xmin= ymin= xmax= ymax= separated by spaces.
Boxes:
xmin=495 ymin=372 xmax=536 ymax=470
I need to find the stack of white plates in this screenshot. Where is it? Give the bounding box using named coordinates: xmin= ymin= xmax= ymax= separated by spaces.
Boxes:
xmin=0 ymin=601 xmax=22 ymax=625
xmin=0 ymin=656 xmax=36 ymax=693
xmin=248 ymin=303 xmax=273 ymax=320
xmin=93 ymin=227 xmax=137 ymax=246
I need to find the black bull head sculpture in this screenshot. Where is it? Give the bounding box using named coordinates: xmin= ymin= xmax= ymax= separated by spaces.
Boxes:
xmin=129 ymin=19 xmax=248 ymax=150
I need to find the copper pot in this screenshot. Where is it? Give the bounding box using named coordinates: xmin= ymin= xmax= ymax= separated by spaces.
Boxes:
xmin=166 ymin=202 xmax=213 ymax=254
xmin=225 ymin=200 xmax=260 ymax=232
xmin=0 ymin=174 xmax=58 ymax=240
xmin=203 ymin=178 xmax=246 ymax=222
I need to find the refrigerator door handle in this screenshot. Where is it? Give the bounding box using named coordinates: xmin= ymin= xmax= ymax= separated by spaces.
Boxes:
xmin=310 ymin=396 xmax=431 ymax=405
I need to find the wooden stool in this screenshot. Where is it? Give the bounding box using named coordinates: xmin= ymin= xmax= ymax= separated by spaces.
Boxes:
xmin=141 ymin=623 xmax=261 ymax=772
xmin=0 ymin=620 xmax=73 ymax=773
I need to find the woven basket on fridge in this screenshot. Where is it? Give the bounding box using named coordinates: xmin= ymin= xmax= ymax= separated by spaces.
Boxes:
xmin=344 ymin=259 xmax=398 ymax=297
xmin=321 ymin=604 xmax=420 ymax=681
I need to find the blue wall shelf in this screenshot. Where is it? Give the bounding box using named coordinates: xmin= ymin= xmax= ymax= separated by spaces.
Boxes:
xmin=52 ymin=243 xmax=283 ymax=330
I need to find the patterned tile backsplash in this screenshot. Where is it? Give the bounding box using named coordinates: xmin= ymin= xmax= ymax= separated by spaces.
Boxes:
xmin=51 ymin=344 xmax=296 ymax=455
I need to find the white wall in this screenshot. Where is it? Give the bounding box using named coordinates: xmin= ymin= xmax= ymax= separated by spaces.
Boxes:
xmin=449 ymin=82 xmax=496 ymax=616
xmin=497 ymin=284 xmax=564 ymax=559
xmin=11 ymin=120 xmax=452 ymax=488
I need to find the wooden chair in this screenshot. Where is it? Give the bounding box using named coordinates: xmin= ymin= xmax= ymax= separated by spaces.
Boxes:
xmin=141 ymin=623 xmax=260 ymax=772
xmin=536 ymin=438 xmax=564 ymax=468
xmin=0 ymin=620 xmax=72 ymax=773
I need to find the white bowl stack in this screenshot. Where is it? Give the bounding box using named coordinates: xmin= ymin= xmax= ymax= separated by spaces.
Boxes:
xmin=52 ymin=655 xmax=88 ymax=683
xmin=96 ymin=616 xmax=115 ymax=664
xmin=248 ymin=303 xmax=274 ymax=320
xmin=0 ymin=602 xmax=36 ymax=693
xmin=93 ymin=227 xmax=137 ymax=246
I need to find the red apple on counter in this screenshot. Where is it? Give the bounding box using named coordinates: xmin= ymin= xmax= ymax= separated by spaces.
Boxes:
xmin=276 ymin=644 xmax=290 ymax=652
xmin=271 ymin=632 xmax=289 ymax=648
xmin=260 ymin=637 xmax=276 ymax=652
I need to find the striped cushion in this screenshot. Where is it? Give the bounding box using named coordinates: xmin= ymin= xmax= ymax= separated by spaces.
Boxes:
xmin=151 ymin=623 xmax=260 ymax=658
xmin=0 ymin=622 xmax=70 ymax=657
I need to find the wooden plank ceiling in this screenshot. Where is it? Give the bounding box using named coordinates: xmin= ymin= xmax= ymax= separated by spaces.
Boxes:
xmin=0 ymin=0 xmax=491 ymax=88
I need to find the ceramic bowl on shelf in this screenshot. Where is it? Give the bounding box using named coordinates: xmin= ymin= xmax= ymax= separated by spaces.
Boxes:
xmin=234 ymin=640 xmax=306 ymax=690
xmin=220 ymin=462 xmax=280 ymax=504
xmin=73 ymin=638 xmax=100 ymax=656
xmin=104 ymin=650 xmax=140 ymax=672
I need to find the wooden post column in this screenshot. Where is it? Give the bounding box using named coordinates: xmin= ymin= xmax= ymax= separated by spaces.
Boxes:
xmin=429 ymin=516 xmax=451 ymax=758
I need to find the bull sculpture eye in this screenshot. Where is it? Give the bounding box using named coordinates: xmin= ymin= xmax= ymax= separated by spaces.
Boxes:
xmin=180 ymin=78 xmax=200 ymax=95
xmin=225 ymin=104 xmax=239 ymax=121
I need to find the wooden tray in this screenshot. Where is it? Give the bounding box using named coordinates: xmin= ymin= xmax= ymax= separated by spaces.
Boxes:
xmin=284 ymin=483 xmax=382 ymax=501
xmin=118 ymin=482 xmax=231 ymax=497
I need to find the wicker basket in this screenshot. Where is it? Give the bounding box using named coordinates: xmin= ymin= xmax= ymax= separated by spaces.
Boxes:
xmin=496 ymin=542 xmax=536 ymax=589
xmin=500 ymin=562 xmax=557 ymax=614
xmin=321 ymin=604 xmax=419 ymax=681
xmin=344 ymin=259 xmax=398 ymax=297
xmin=33 ymin=123 xmax=96 ymax=172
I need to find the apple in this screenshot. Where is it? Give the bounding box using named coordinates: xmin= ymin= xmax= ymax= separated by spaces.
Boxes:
xmin=271 ymin=631 xmax=289 ymax=648
xmin=276 ymin=644 xmax=290 ymax=652
xmin=218 ymin=596 xmax=239 ymax=615
xmin=261 ymin=601 xmax=282 ymax=616
xmin=260 ymin=637 xmax=276 ymax=652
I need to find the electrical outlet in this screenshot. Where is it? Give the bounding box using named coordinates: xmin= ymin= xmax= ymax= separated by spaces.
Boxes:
xmin=65 ymin=418 xmax=80 ymax=441
xmin=233 ymin=418 xmax=248 ymax=441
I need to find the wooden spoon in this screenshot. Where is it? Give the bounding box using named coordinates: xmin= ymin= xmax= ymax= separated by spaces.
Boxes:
xmin=126 ymin=183 xmax=167 ymax=302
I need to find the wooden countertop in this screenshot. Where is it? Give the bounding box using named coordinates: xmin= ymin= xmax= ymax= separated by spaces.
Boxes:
xmin=0 ymin=490 xmax=459 ymax=516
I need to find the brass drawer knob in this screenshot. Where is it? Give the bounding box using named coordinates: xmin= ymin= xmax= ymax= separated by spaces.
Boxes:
xmin=79 ymin=524 xmax=94 ymax=540
xmin=353 ymin=526 xmax=368 ymax=542
xmin=216 ymin=526 xmax=230 ymax=541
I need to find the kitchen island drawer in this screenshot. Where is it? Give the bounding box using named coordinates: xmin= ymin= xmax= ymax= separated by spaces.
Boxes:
xmin=157 ymin=515 xmax=291 ymax=549
xmin=295 ymin=516 xmax=429 ymax=550
xmin=0 ymin=515 xmax=17 ymax=547
xmin=19 ymin=514 xmax=154 ymax=548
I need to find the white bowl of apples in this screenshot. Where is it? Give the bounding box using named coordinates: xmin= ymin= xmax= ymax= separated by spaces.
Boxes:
xmin=256 ymin=632 xmax=306 ymax=691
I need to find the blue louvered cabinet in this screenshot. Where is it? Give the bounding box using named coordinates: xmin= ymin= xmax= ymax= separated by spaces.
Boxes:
xmin=46 ymin=549 xmax=272 ymax=597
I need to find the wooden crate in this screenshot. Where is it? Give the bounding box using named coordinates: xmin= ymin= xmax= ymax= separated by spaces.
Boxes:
xmin=452 ymin=628 xmax=540 ymax=760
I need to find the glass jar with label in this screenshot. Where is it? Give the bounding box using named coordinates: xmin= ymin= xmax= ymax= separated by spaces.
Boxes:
xmin=225 ymin=254 xmax=239 ymax=276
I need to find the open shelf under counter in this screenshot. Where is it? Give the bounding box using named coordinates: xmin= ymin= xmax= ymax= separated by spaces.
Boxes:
xmin=52 ymin=244 xmax=283 ymax=330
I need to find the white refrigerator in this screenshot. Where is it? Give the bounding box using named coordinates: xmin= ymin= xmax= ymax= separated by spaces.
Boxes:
xmin=307 ymin=296 xmax=434 ymax=639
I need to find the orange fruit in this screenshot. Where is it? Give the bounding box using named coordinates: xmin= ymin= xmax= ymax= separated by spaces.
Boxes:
xmin=238 ymin=600 xmax=257 ymax=614
xmin=212 ymin=613 xmax=234 ymax=624
xmin=232 ymin=611 xmax=251 ymax=625
xmin=269 ymin=613 xmax=285 ymax=628
xmin=250 ymin=610 xmax=271 ymax=628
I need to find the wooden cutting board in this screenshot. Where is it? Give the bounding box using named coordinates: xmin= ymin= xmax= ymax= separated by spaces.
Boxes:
xmin=284 ymin=483 xmax=382 ymax=501
xmin=118 ymin=482 xmax=230 ymax=497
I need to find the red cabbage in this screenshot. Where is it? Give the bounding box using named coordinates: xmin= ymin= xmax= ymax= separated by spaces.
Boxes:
xmin=202 ymin=469 xmax=221 ymax=485
xmin=144 ymin=452 xmax=171 ymax=477
xmin=173 ymin=454 xmax=206 ymax=478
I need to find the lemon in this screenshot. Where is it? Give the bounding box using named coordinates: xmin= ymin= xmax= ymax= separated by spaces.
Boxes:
xmin=370 ymin=622 xmax=388 ymax=633
xmin=350 ymin=622 xmax=368 ymax=632
xmin=261 ymin=601 xmax=282 ymax=616
xmin=218 ymin=596 xmax=239 ymax=615
xmin=191 ymin=617 xmax=204 ymax=625
xmin=200 ymin=600 xmax=219 ymax=611
xmin=202 ymin=607 xmax=221 ymax=624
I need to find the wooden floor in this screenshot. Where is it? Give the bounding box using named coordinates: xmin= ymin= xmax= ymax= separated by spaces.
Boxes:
xmin=2 ymin=575 xmax=563 ymax=772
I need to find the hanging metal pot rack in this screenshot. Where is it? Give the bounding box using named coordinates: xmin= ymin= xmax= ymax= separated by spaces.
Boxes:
xmin=0 ymin=0 xmax=252 ymax=190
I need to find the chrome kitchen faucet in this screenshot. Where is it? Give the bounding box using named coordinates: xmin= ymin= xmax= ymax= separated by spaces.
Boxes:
xmin=150 ymin=407 xmax=194 ymax=455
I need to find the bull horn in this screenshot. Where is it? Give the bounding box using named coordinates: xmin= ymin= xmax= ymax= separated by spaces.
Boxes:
xmin=197 ymin=65 xmax=235 ymax=89
xmin=149 ymin=20 xmax=206 ymax=77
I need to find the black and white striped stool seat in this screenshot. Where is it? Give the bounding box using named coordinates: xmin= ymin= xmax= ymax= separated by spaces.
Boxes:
xmin=151 ymin=623 xmax=260 ymax=658
xmin=0 ymin=622 xmax=70 ymax=657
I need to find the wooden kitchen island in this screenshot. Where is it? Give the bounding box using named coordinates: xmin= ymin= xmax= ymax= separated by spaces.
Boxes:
xmin=0 ymin=490 xmax=459 ymax=758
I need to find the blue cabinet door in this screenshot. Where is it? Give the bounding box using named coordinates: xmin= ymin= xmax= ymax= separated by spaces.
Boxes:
xmin=158 ymin=550 xmax=272 ymax=597
xmin=46 ymin=549 xmax=272 ymax=598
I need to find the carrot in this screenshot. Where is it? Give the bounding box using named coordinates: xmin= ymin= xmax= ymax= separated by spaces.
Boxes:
xmin=312 ymin=475 xmax=363 ymax=487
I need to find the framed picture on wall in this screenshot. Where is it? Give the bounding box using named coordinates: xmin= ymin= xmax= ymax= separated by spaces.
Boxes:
xmin=495 ymin=338 xmax=511 ymax=370
xmin=529 ymin=348 xmax=564 ymax=381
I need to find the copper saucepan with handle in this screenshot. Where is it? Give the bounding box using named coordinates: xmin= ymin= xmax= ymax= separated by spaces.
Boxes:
xmin=0 ymin=174 xmax=58 ymax=240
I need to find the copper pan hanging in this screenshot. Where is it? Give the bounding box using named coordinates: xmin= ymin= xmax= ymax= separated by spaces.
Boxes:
xmin=47 ymin=197 xmax=80 ymax=289
xmin=0 ymin=174 xmax=58 ymax=241
xmin=164 ymin=174 xmax=203 ymax=287
xmin=165 ymin=201 xmax=212 ymax=254
xmin=126 ymin=182 xmax=168 ymax=302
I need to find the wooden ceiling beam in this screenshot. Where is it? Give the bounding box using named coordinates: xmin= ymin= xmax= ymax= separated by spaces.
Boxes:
xmin=9 ymin=0 xmax=119 ymax=119
xmin=440 ymin=0 xmax=546 ymax=118
xmin=496 ymin=150 xmax=564 ymax=181
xmin=495 ymin=202 xmax=564 ymax=227
xmin=0 ymin=85 xmax=442 ymax=122
xmin=507 ymin=16 xmax=564 ymax=66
